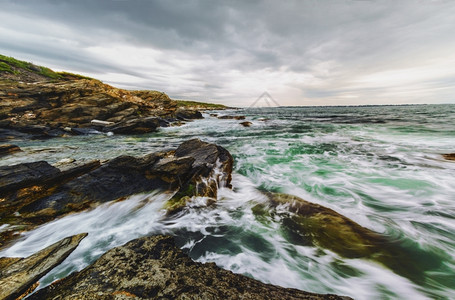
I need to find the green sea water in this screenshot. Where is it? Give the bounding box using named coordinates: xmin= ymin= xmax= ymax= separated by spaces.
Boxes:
xmin=1 ymin=104 xmax=454 ymax=299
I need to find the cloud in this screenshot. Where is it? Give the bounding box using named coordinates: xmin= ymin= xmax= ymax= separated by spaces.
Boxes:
xmin=1 ymin=0 xmax=455 ymax=106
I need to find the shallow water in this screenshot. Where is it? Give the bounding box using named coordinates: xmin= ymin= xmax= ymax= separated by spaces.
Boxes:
xmin=1 ymin=104 xmax=455 ymax=299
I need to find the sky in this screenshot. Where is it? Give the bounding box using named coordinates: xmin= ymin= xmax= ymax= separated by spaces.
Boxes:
xmin=1 ymin=0 xmax=455 ymax=107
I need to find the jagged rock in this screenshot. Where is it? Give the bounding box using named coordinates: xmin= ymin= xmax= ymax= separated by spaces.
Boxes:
xmin=0 ymin=144 xmax=21 ymax=157
xmin=29 ymin=235 xmax=351 ymax=300
xmin=0 ymin=140 xmax=233 ymax=246
xmin=165 ymin=139 xmax=233 ymax=214
xmin=0 ymin=233 xmax=87 ymax=300
xmin=175 ymin=108 xmax=203 ymax=120
xmin=442 ymin=153 xmax=455 ymax=161
xmin=259 ymin=192 xmax=442 ymax=284
xmin=0 ymin=79 xmax=208 ymax=139
xmin=240 ymin=121 xmax=252 ymax=127
xmin=218 ymin=115 xmax=245 ymax=120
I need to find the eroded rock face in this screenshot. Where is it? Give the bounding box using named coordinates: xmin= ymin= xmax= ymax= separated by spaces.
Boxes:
xmin=29 ymin=235 xmax=351 ymax=300
xmin=0 ymin=233 xmax=87 ymax=300
xmin=0 ymin=79 xmax=204 ymax=139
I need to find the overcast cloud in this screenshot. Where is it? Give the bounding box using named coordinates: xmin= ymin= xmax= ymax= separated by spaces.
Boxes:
xmin=1 ymin=0 xmax=455 ymax=106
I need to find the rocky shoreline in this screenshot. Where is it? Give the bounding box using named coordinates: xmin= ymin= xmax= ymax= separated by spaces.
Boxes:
xmin=0 ymin=139 xmax=353 ymax=299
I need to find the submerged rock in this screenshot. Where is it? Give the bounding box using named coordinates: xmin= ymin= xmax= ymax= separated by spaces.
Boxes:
xmin=0 ymin=144 xmax=21 ymax=157
xmin=29 ymin=235 xmax=351 ymax=300
xmin=240 ymin=121 xmax=252 ymax=127
xmin=0 ymin=233 xmax=87 ymax=300
xmin=260 ymin=192 xmax=443 ymax=284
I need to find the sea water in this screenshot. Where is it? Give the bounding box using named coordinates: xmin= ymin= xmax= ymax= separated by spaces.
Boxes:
xmin=1 ymin=104 xmax=454 ymax=299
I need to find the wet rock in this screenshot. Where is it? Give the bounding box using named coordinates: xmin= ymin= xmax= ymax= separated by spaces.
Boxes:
xmin=102 ymin=117 xmax=160 ymax=134
xmin=0 ymin=161 xmax=61 ymax=195
xmin=442 ymin=153 xmax=455 ymax=161
xmin=70 ymin=127 xmax=101 ymax=135
xmin=29 ymin=235 xmax=351 ymax=300
xmin=1 ymin=140 xmax=232 ymax=242
xmin=218 ymin=115 xmax=246 ymax=120
xmin=0 ymin=144 xmax=21 ymax=157
xmin=175 ymin=108 xmax=203 ymax=120
xmin=240 ymin=121 xmax=252 ymax=127
xmin=210 ymin=113 xmax=218 ymax=117
xmin=260 ymin=192 xmax=442 ymax=284
xmin=0 ymin=160 xmax=100 ymax=247
xmin=165 ymin=139 xmax=233 ymax=214
xmin=0 ymin=233 xmax=87 ymax=300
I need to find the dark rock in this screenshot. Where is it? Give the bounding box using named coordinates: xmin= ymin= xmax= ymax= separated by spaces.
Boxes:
xmin=218 ymin=115 xmax=246 ymax=120
xmin=442 ymin=153 xmax=455 ymax=161
xmin=0 ymin=233 xmax=87 ymax=300
xmin=240 ymin=121 xmax=252 ymax=127
xmin=0 ymin=161 xmax=100 ymax=247
xmin=103 ymin=117 xmax=160 ymax=134
xmin=0 ymin=144 xmax=21 ymax=157
xmin=175 ymin=108 xmax=203 ymax=120
xmin=70 ymin=127 xmax=101 ymax=135
xmin=29 ymin=235 xmax=351 ymax=300
xmin=0 ymin=161 xmax=61 ymax=195
xmin=210 ymin=113 xmax=218 ymax=117
xmin=165 ymin=139 xmax=233 ymax=214
xmin=0 ymin=140 xmax=232 ymax=243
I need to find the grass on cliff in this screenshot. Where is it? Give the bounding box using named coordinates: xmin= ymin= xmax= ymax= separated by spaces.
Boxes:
xmin=0 ymin=54 xmax=62 ymax=79
xmin=175 ymin=99 xmax=227 ymax=109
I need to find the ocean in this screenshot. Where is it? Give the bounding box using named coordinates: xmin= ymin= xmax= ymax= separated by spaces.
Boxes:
xmin=1 ymin=104 xmax=454 ymax=299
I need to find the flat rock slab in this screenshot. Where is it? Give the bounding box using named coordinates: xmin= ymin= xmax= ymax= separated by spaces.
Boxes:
xmin=30 ymin=235 xmax=351 ymax=300
xmin=0 ymin=233 xmax=87 ymax=300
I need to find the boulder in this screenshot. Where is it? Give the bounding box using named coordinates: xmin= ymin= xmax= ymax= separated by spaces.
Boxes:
xmin=0 ymin=233 xmax=87 ymax=300
xmin=175 ymin=108 xmax=203 ymax=120
xmin=0 ymin=144 xmax=21 ymax=157
xmin=165 ymin=139 xmax=233 ymax=214
xmin=29 ymin=235 xmax=351 ymax=300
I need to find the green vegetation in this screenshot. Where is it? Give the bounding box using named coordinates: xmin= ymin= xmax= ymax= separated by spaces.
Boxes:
xmin=57 ymin=71 xmax=95 ymax=80
xmin=0 ymin=62 xmax=14 ymax=73
xmin=0 ymin=54 xmax=62 ymax=79
xmin=175 ymin=99 xmax=228 ymax=109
